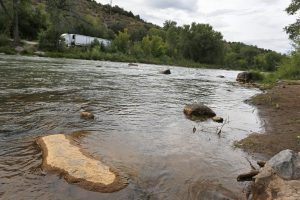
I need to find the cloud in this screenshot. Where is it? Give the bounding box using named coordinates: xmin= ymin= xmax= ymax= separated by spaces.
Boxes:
xmin=146 ymin=0 xmax=197 ymax=11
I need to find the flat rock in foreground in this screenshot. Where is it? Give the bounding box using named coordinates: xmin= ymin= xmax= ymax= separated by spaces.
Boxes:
xmin=37 ymin=134 xmax=126 ymax=192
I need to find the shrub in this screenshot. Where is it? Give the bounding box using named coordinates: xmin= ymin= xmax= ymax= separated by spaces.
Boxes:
xmin=0 ymin=34 xmax=10 ymax=46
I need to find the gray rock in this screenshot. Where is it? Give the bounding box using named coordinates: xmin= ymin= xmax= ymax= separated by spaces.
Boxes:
xmin=267 ymin=149 xmax=300 ymax=180
xmin=236 ymin=72 xmax=252 ymax=83
xmin=161 ymin=69 xmax=171 ymax=75
xmin=184 ymin=103 xmax=216 ymax=119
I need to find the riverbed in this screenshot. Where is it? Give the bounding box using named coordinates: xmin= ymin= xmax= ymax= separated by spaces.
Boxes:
xmin=0 ymin=55 xmax=262 ymax=199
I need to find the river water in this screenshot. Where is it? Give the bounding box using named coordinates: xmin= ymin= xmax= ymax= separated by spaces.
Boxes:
xmin=0 ymin=54 xmax=262 ymax=200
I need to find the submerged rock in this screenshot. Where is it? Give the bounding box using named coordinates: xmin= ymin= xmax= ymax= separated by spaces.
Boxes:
xmin=36 ymin=134 xmax=127 ymax=192
xmin=161 ymin=69 xmax=171 ymax=75
xmin=217 ymin=75 xmax=225 ymax=78
xmin=236 ymin=72 xmax=252 ymax=83
xmin=184 ymin=104 xmax=216 ymax=120
xmin=128 ymin=63 xmax=138 ymax=67
xmin=80 ymin=111 xmax=94 ymax=120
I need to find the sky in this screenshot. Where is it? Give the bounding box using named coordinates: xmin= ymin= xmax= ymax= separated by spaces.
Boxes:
xmin=97 ymin=0 xmax=297 ymax=53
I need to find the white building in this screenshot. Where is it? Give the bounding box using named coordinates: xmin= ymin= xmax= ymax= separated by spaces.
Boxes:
xmin=60 ymin=33 xmax=111 ymax=47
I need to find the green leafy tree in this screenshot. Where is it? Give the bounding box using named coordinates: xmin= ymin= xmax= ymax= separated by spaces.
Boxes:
xmin=179 ymin=23 xmax=224 ymax=64
xmin=113 ymin=29 xmax=130 ymax=53
xmin=285 ymin=0 xmax=300 ymax=41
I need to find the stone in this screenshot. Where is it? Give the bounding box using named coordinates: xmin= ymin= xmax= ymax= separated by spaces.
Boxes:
xmin=36 ymin=134 xmax=127 ymax=192
xmin=184 ymin=104 xmax=216 ymax=119
xmin=251 ymin=150 xmax=300 ymax=200
xmin=217 ymin=75 xmax=225 ymax=78
xmin=80 ymin=111 xmax=94 ymax=120
xmin=161 ymin=69 xmax=171 ymax=75
xmin=212 ymin=116 xmax=224 ymax=123
xmin=128 ymin=63 xmax=138 ymax=67
xmin=236 ymin=72 xmax=252 ymax=83
xmin=267 ymin=149 xmax=300 ymax=180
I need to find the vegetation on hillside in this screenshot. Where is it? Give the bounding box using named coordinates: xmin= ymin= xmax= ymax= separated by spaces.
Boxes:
xmin=0 ymin=0 xmax=285 ymax=71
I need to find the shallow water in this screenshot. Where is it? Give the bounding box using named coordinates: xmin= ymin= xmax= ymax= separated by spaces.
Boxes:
xmin=0 ymin=54 xmax=262 ymax=200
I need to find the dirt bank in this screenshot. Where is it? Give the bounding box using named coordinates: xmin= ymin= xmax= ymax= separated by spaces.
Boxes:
xmin=237 ymin=80 xmax=300 ymax=159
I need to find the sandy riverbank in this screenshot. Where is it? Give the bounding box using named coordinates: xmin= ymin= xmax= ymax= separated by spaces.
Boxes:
xmin=237 ymin=80 xmax=300 ymax=159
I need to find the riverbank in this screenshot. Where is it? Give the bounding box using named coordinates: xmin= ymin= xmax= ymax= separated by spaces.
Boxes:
xmin=0 ymin=44 xmax=219 ymax=70
xmin=237 ymin=80 xmax=300 ymax=159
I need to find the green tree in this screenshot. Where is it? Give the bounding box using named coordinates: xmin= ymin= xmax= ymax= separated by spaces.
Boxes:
xmin=285 ymin=0 xmax=300 ymax=41
xmin=179 ymin=23 xmax=224 ymax=64
xmin=113 ymin=29 xmax=130 ymax=53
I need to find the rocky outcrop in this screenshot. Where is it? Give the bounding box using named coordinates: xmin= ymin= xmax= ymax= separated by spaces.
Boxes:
xmin=36 ymin=134 xmax=127 ymax=192
xmin=161 ymin=69 xmax=171 ymax=75
xmin=251 ymin=150 xmax=300 ymax=200
xmin=236 ymin=72 xmax=252 ymax=83
xmin=184 ymin=103 xmax=216 ymax=120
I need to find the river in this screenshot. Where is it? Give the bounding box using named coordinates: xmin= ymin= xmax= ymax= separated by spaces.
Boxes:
xmin=0 ymin=54 xmax=262 ymax=200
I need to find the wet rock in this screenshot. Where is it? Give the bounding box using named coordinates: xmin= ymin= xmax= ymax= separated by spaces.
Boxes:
xmin=212 ymin=116 xmax=224 ymax=123
xmin=236 ymin=72 xmax=252 ymax=83
xmin=251 ymin=150 xmax=300 ymax=200
xmin=128 ymin=63 xmax=138 ymax=67
xmin=184 ymin=104 xmax=216 ymax=120
xmin=36 ymin=134 xmax=127 ymax=192
xmin=80 ymin=111 xmax=94 ymax=120
xmin=161 ymin=69 xmax=171 ymax=75
xmin=217 ymin=75 xmax=225 ymax=78
xmin=237 ymin=170 xmax=259 ymax=182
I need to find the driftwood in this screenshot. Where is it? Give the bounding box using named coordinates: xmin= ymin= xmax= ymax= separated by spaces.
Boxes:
xmin=237 ymin=170 xmax=259 ymax=182
xmin=257 ymin=161 xmax=266 ymax=168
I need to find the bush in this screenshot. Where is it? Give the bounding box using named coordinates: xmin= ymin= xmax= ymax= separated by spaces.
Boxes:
xmin=0 ymin=34 xmax=10 ymax=46
xmin=275 ymin=53 xmax=300 ymax=80
xmin=249 ymin=71 xmax=266 ymax=82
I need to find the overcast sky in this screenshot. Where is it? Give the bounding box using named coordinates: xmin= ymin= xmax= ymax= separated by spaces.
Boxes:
xmin=97 ymin=0 xmax=297 ymax=53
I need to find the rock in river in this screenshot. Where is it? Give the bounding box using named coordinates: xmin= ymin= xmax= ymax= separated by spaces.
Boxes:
xmin=184 ymin=103 xmax=216 ymax=120
xmin=212 ymin=116 xmax=224 ymax=123
xmin=161 ymin=69 xmax=171 ymax=75
xmin=36 ymin=134 xmax=127 ymax=192
xmin=80 ymin=111 xmax=94 ymax=120
xmin=236 ymin=72 xmax=252 ymax=83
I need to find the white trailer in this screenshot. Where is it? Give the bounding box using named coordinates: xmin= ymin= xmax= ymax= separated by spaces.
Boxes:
xmin=60 ymin=33 xmax=111 ymax=47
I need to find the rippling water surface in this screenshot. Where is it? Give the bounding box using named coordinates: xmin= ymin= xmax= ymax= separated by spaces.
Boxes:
xmin=0 ymin=54 xmax=262 ymax=200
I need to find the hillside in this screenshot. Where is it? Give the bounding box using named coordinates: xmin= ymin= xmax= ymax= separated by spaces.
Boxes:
xmin=30 ymin=0 xmax=157 ymax=40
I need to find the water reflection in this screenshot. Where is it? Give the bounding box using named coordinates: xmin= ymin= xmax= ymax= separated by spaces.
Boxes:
xmin=0 ymin=55 xmax=261 ymax=199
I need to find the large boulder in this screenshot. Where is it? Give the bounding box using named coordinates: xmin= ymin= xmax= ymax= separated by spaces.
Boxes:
xmin=184 ymin=103 xmax=216 ymax=120
xmin=236 ymin=72 xmax=252 ymax=83
xmin=267 ymin=149 xmax=300 ymax=180
xmin=251 ymin=150 xmax=300 ymax=200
